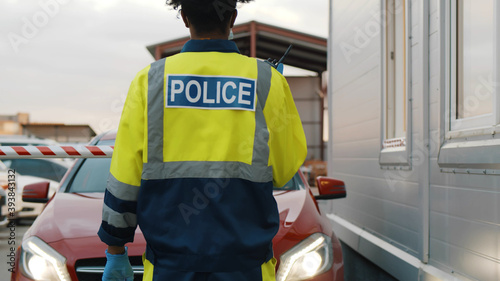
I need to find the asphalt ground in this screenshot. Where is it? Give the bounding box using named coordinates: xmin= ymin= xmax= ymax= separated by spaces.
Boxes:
xmin=0 ymin=219 xmax=33 ymax=280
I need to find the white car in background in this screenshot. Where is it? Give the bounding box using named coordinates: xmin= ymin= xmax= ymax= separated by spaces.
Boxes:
xmin=0 ymin=136 xmax=71 ymax=223
xmin=1 ymin=158 xmax=69 ymax=221
xmin=0 ymin=161 xmax=9 ymax=226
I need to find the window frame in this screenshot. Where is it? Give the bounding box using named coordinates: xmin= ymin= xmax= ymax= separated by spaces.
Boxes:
xmin=379 ymin=0 xmax=412 ymax=168
xmin=438 ymin=0 xmax=500 ymax=174
xmin=446 ymin=0 xmax=499 ymax=135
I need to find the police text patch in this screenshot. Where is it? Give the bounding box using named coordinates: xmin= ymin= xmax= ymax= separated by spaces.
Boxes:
xmin=166 ymin=75 xmax=256 ymax=111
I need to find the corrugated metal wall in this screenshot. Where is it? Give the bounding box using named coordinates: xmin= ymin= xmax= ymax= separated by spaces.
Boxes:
xmin=287 ymin=77 xmax=324 ymax=160
xmin=428 ymin=1 xmax=500 ymax=279
xmin=327 ymin=0 xmax=423 ymax=261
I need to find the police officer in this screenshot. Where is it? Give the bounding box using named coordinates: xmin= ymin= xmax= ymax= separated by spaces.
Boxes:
xmin=99 ymin=0 xmax=307 ymax=280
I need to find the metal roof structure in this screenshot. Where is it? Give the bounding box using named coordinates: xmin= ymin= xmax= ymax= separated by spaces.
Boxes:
xmin=22 ymin=123 xmax=96 ymax=143
xmin=146 ymin=21 xmax=327 ymax=74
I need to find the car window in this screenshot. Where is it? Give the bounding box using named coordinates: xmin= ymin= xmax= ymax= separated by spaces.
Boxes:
xmin=273 ymin=173 xmax=304 ymax=191
xmin=2 ymin=159 xmax=68 ymax=182
xmin=68 ymin=158 xmax=111 ymax=193
xmin=67 ymin=139 xmax=113 ymax=193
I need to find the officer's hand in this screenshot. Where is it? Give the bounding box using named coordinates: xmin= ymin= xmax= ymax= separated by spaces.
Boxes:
xmin=102 ymin=247 xmax=134 ymax=281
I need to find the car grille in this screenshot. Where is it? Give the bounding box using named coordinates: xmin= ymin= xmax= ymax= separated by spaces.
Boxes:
xmin=75 ymin=256 xmax=143 ymax=281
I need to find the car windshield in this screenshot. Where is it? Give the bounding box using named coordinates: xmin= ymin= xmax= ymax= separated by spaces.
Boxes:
xmin=1 ymin=159 xmax=68 ymax=182
xmin=274 ymin=173 xmax=305 ymax=191
xmin=67 ymin=139 xmax=304 ymax=193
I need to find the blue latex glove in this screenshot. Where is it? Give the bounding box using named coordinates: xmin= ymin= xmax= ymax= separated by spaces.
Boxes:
xmin=102 ymin=247 xmax=134 ymax=281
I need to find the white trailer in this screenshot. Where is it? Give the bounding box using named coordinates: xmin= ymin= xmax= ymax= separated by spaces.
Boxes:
xmin=325 ymin=0 xmax=500 ymax=280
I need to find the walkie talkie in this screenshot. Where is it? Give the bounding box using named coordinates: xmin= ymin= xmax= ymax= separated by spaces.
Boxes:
xmin=265 ymin=44 xmax=293 ymax=74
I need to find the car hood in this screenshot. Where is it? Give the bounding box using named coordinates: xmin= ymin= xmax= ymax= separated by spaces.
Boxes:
xmin=273 ymin=190 xmax=309 ymax=240
xmin=29 ymin=189 xmax=312 ymax=244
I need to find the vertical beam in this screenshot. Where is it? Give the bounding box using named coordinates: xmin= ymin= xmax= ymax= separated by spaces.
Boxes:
xmin=495 ymin=0 xmax=500 ymax=124
xmin=319 ymin=73 xmax=325 ymax=161
xmin=327 ymin=0 xmax=334 ymax=174
xmin=155 ymin=47 xmax=162 ymax=61
xmin=250 ymin=21 xmax=257 ymax=58
xmin=420 ymin=0 xmax=430 ymax=264
xmin=380 ymin=0 xmax=388 ymax=151
xmin=438 ymin=0 xmax=446 ymax=162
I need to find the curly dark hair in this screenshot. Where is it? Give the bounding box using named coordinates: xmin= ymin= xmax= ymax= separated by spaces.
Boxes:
xmin=166 ymin=0 xmax=254 ymax=34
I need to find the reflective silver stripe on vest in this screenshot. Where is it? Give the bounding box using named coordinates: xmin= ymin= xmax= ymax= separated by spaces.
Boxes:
xmin=107 ymin=174 xmax=140 ymax=202
xmin=252 ymin=60 xmax=272 ymax=168
xmin=142 ymin=161 xmax=271 ymax=182
xmin=102 ymin=204 xmax=137 ymax=228
xmin=142 ymin=59 xmax=273 ymax=183
xmin=147 ymin=59 xmax=166 ymax=163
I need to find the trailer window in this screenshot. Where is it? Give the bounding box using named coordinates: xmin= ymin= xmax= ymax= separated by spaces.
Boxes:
xmin=380 ymin=0 xmax=411 ymax=167
xmin=385 ymin=0 xmax=407 ymax=141
xmin=438 ymin=0 xmax=499 ymax=173
xmin=456 ymin=0 xmax=494 ymax=120
xmin=449 ymin=0 xmax=495 ymax=132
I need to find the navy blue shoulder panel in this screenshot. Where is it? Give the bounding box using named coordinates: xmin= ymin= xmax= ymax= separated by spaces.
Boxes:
xmin=181 ymin=39 xmax=240 ymax=54
xmin=137 ymin=178 xmax=278 ymax=272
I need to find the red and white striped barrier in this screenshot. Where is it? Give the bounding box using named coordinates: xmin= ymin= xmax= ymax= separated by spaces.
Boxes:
xmin=0 ymin=146 xmax=114 ymax=159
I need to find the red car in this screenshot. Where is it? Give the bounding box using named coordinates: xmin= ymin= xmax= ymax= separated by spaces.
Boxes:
xmin=11 ymin=131 xmax=345 ymax=281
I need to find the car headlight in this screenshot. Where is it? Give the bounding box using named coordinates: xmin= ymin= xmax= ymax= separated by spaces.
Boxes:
xmin=20 ymin=236 xmax=71 ymax=281
xmin=276 ymin=233 xmax=333 ymax=281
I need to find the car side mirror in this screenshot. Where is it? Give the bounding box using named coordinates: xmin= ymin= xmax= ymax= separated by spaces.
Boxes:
xmin=314 ymin=176 xmax=346 ymax=200
xmin=23 ymin=182 xmax=50 ymax=203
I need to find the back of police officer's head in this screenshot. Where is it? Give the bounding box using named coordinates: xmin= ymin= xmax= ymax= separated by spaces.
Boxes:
xmin=166 ymin=0 xmax=253 ymax=38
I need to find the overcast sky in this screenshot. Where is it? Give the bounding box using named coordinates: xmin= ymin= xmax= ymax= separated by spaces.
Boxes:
xmin=0 ymin=0 xmax=328 ymax=134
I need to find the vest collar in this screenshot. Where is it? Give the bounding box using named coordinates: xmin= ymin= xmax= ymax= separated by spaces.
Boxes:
xmin=181 ymin=39 xmax=240 ymax=54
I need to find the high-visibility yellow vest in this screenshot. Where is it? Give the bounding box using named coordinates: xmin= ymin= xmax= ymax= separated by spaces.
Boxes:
xmin=99 ymin=39 xmax=307 ymax=273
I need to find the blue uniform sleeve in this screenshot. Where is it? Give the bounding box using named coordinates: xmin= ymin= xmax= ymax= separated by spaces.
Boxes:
xmin=98 ymin=67 xmax=148 ymax=246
